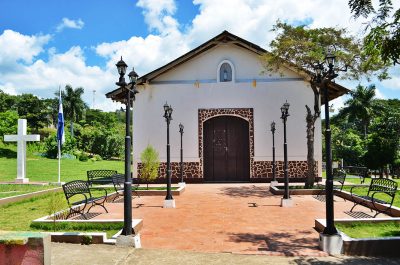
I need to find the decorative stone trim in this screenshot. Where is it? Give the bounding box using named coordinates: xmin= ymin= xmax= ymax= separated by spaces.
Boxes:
xmin=137 ymin=162 xmax=201 ymax=179
xmin=198 ymin=108 xmax=254 ymax=177
xmin=253 ymin=160 xmax=318 ymax=179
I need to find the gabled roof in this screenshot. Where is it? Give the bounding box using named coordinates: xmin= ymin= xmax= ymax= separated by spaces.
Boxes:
xmin=106 ymin=30 xmax=349 ymax=104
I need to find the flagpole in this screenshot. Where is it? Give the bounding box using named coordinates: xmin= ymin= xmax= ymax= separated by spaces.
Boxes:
xmin=57 ymin=85 xmax=64 ymax=185
xmin=58 ymin=139 xmax=61 ymax=184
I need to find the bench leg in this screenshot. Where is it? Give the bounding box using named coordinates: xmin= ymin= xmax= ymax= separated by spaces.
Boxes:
xmin=133 ymin=189 xmax=140 ymax=199
xmin=350 ymin=202 xmax=358 ymax=212
xmin=87 ymin=199 xmax=109 ymax=214
xmin=66 ymin=205 xmax=88 ymax=220
xmin=112 ymin=193 xmax=120 ymax=202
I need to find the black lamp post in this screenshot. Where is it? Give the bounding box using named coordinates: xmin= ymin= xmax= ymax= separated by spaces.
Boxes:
xmin=314 ymin=49 xmax=339 ymax=235
xmin=163 ymin=102 xmax=174 ymax=201
xmin=270 ymin=121 xmax=276 ymax=182
xmin=179 ymin=123 xmax=184 ymax=183
xmin=280 ymin=101 xmax=290 ymax=200
xmin=115 ymin=57 xmax=139 ymax=236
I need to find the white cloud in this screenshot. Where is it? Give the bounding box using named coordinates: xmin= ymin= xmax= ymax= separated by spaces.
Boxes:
xmin=95 ymin=31 xmax=189 ymax=76
xmin=56 ymin=18 xmax=84 ymax=32
xmin=0 ymin=30 xmax=50 ymax=66
xmin=136 ymin=0 xmax=178 ymax=34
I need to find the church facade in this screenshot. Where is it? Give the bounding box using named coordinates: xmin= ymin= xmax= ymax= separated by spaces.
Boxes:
xmin=107 ymin=31 xmax=348 ymax=183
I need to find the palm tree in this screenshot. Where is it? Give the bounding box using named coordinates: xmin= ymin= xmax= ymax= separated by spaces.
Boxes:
xmin=337 ymin=84 xmax=378 ymax=138
xmin=62 ymin=85 xmax=87 ymax=138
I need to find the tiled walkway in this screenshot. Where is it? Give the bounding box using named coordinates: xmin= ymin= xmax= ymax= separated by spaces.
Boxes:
xmin=89 ymin=183 xmax=380 ymax=256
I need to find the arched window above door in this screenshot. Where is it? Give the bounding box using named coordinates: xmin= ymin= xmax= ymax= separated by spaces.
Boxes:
xmin=217 ymin=60 xmax=235 ymax=82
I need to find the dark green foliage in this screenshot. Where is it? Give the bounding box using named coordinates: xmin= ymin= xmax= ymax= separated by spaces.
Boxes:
xmin=363 ymin=109 xmax=400 ymax=174
xmin=0 ymin=90 xmax=18 ymax=112
xmin=16 ymin=94 xmax=51 ymax=132
xmin=349 ymin=0 xmax=400 ymax=65
xmin=331 ymin=93 xmax=400 ymax=172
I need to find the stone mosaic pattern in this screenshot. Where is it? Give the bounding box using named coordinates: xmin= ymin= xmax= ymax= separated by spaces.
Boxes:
xmin=253 ymin=160 xmax=318 ymax=179
xmin=137 ymin=162 xmax=201 ymax=179
xmin=198 ymin=108 xmax=254 ymax=177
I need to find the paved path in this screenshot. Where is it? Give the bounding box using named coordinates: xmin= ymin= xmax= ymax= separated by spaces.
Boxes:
xmin=51 ymin=243 xmax=400 ymax=265
xmin=87 ymin=183 xmax=381 ymax=256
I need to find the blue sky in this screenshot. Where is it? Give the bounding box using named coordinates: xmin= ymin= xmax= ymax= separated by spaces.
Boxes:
xmin=0 ymin=0 xmax=398 ymax=111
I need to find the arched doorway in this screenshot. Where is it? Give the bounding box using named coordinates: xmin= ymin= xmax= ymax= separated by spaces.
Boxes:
xmin=203 ymin=116 xmax=250 ymax=182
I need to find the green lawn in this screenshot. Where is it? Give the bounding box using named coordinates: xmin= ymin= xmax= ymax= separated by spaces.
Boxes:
xmin=336 ymin=221 xmax=400 ymax=238
xmin=0 ymin=157 xmax=124 ymax=183
xmin=0 ymin=190 xmax=119 ymax=238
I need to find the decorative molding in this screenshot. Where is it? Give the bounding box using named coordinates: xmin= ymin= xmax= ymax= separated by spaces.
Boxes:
xmin=198 ymin=108 xmax=254 ymax=178
xmin=149 ymin=77 xmax=303 ymax=85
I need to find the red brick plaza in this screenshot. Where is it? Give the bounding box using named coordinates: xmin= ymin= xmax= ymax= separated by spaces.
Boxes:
xmin=89 ymin=183 xmax=379 ymax=256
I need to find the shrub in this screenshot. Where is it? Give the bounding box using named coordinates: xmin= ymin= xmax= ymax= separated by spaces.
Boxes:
xmin=44 ymin=132 xmax=76 ymax=158
xmin=140 ymin=145 xmax=160 ymax=189
xmin=79 ymin=152 xmax=89 ymax=162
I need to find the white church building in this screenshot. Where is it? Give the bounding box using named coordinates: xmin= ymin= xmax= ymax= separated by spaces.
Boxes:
xmin=107 ymin=31 xmax=348 ymax=183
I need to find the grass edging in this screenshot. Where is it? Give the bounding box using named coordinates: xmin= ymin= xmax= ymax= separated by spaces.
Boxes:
xmin=0 ymin=187 xmax=62 ymax=206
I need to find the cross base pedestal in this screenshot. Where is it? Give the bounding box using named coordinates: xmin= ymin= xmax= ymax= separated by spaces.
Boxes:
xmin=15 ymin=178 xmax=29 ymax=184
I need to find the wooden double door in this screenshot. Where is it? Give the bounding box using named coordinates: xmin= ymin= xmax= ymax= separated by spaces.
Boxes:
xmin=204 ymin=116 xmax=250 ymax=182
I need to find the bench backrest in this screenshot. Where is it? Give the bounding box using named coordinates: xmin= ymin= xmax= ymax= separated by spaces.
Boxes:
xmin=87 ymin=170 xmax=117 ymax=183
xmin=112 ymin=174 xmax=125 ymax=190
xmin=62 ymin=180 xmax=91 ymax=200
xmin=368 ymin=178 xmax=398 ymax=197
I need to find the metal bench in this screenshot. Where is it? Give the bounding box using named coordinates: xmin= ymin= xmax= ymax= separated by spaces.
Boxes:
xmin=343 ymin=166 xmax=368 ymax=184
xmin=87 ymin=170 xmax=117 ymax=186
xmin=62 ymin=180 xmax=108 ymax=219
xmin=350 ymin=178 xmax=398 ymax=217
xmin=332 ymin=169 xmax=347 ymax=191
xmin=111 ymin=174 xmax=140 ymax=202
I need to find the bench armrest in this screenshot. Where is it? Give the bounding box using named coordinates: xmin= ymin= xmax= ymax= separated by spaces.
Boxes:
xmin=371 ymin=190 xmax=394 ymax=203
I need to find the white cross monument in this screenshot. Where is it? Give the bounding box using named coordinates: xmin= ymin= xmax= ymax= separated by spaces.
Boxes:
xmin=4 ymin=119 xmax=40 ymax=183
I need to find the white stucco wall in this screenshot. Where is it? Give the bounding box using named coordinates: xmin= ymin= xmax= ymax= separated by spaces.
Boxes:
xmin=132 ymin=43 xmax=322 ymax=177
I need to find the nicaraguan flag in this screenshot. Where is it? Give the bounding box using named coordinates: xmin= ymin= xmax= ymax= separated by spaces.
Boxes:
xmin=57 ymin=88 xmax=65 ymax=145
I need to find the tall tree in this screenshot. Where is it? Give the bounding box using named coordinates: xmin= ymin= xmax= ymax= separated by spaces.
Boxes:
xmin=337 ymin=84 xmax=379 ymax=138
xmin=349 ymin=0 xmax=400 ymax=65
xmin=16 ymin=94 xmax=50 ymax=132
xmin=262 ymin=21 xmax=389 ymax=188
xmin=62 ymin=85 xmax=87 ymax=138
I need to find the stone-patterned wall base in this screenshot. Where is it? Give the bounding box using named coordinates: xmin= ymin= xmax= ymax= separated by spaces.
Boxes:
xmin=137 ymin=162 xmax=201 ymax=180
xmin=137 ymin=160 xmax=318 ymax=183
xmin=252 ymin=160 xmax=318 ymax=179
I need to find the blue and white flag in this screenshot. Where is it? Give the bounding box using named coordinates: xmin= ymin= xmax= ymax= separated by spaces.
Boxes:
xmin=57 ymin=88 xmax=65 ymax=145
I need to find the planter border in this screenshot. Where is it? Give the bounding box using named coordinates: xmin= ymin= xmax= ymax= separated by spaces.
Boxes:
xmin=315 ymin=218 xmax=400 ymax=257
xmin=269 ymin=185 xmax=324 ymax=195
